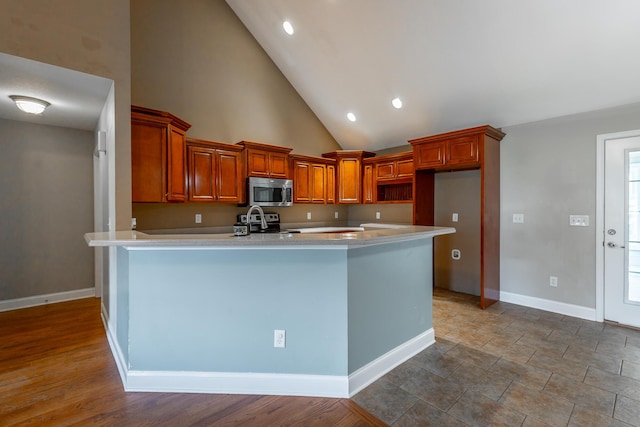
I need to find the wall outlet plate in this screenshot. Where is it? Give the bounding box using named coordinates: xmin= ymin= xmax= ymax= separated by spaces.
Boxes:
xmin=513 ymin=213 xmax=524 ymax=223
xmin=451 ymin=249 xmax=461 ymax=260
xmin=550 ymin=276 xmax=558 ymax=287
xmin=274 ymin=329 xmax=285 ymax=348
xmin=306 ymin=212 xmax=312 ymax=220
xmin=569 ymin=215 xmax=589 ymax=226
xmin=452 ymin=213 xmax=458 ymax=222
xmin=195 ymin=214 xmax=202 ymax=224
xmin=376 ymin=212 xmax=381 ymax=219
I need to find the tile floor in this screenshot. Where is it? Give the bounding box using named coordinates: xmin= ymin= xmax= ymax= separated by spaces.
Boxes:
xmin=353 ymin=288 xmax=640 ymax=426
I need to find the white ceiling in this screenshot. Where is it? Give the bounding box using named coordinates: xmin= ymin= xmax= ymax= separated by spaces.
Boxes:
xmin=0 ymin=52 xmax=113 ymax=131
xmin=227 ymin=0 xmax=640 ymax=151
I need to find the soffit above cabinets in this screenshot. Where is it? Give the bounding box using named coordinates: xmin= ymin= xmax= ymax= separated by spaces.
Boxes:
xmin=226 ymin=0 xmax=640 ymax=151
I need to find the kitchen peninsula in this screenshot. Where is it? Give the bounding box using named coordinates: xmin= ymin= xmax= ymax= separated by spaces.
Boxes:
xmin=85 ymin=225 xmax=454 ymax=398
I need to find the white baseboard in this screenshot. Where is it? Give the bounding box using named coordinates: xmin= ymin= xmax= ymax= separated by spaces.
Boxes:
xmin=125 ymin=370 xmax=350 ymax=398
xmin=500 ymin=291 xmax=597 ymax=321
xmin=348 ymin=328 xmax=435 ymax=397
xmin=0 ymin=287 xmax=95 ymax=312
xmin=104 ymin=324 xmax=433 ymax=398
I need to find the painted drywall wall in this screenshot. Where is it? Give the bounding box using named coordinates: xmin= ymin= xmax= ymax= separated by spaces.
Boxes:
xmin=0 ymin=118 xmax=94 ymax=300
xmin=0 ymin=0 xmax=131 ymax=230
xmin=130 ymin=0 xmax=340 ymax=156
xmin=434 ymin=170 xmax=481 ymax=295
xmin=501 ymin=102 xmax=640 ymax=308
xmin=130 ymin=0 xmax=344 ymax=230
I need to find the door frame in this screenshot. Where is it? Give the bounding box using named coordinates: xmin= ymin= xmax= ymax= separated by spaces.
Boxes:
xmin=595 ymin=128 xmax=640 ymax=323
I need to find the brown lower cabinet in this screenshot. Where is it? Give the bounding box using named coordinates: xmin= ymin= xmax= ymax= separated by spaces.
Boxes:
xmin=186 ymin=138 xmax=244 ymax=203
xmin=409 ymin=125 xmax=505 ymax=309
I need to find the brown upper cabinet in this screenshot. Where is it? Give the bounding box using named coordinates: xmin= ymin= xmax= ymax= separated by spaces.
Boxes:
xmin=409 ymin=125 xmax=505 ymax=309
xmin=131 ymin=105 xmax=192 ymax=203
xmin=186 ymin=138 xmax=244 ymax=203
xmin=290 ymin=154 xmax=336 ymax=204
xmin=322 ymin=150 xmax=375 ymax=204
xmin=411 ymin=133 xmax=481 ymax=170
xmin=238 ymin=141 xmax=292 ymax=179
xmin=363 ymin=151 xmax=414 ymax=204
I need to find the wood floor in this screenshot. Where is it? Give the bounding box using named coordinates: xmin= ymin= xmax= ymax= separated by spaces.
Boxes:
xmin=0 ymin=297 xmax=385 ymax=426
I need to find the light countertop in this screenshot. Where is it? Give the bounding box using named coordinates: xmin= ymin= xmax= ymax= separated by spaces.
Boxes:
xmin=84 ymin=225 xmax=455 ymax=248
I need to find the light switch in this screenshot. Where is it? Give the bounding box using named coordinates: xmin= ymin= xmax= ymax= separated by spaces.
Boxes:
xmin=569 ymin=215 xmax=589 ymax=227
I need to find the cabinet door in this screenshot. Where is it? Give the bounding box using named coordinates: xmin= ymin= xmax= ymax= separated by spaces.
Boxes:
xmin=131 ymin=121 xmax=165 ymax=202
xmin=293 ymin=161 xmax=311 ymax=203
xmin=363 ymin=164 xmax=374 ymax=204
xmin=375 ymin=161 xmax=395 ymax=181
xmin=326 ymin=164 xmax=336 ymax=204
xmin=187 ymin=146 xmax=216 ymax=201
xmin=396 ymin=158 xmax=414 ymax=178
xmin=269 ymin=152 xmax=289 ymax=178
xmin=246 ymin=149 xmax=270 ymax=177
xmin=447 ymin=135 xmax=479 ymax=166
xmin=216 ymin=150 xmax=242 ymax=203
xmin=167 ymin=126 xmax=187 ymax=202
xmin=311 ymin=164 xmax=326 ymax=203
xmin=337 ymin=158 xmax=362 ymax=203
xmin=415 ymin=142 xmax=446 ymax=169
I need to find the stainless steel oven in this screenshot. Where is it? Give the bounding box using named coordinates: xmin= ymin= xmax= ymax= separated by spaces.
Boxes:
xmin=247 ymin=177 xmax=293 ymax=207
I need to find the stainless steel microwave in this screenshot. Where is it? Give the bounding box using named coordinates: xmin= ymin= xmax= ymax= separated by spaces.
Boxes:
xmin=247 ymin=177 xmax=293 ymax=207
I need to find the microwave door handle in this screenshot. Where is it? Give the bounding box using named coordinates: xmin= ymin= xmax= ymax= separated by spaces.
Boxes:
xmin=281 ymin=185 xmax=286 ymax=205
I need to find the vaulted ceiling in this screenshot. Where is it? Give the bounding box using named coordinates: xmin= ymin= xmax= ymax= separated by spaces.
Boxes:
xmin=227 ymin=0 xmax=640 ymax=151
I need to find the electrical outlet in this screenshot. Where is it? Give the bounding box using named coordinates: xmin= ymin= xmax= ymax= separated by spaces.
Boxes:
xmin=306 ymin=212 xmax=312 ymax=220
xmin=335 ymin=211 xmax=339 ymax=219
xmin=550 ymin=276 xmax=558 ymax=287
xmin=195 ymin=214 xmax=202 ymax=224
xmin=274 ymin=329 xmax=286 ymax=348
xmin=131 ymin=218 xmax=137 ymax=230
xmin=513 ymin=213 xmax=525 ymax=224
xmin=452 ymin=213 xmax=458 ymax=222
xmin=376 ymin=212 xmax=381 ymax=220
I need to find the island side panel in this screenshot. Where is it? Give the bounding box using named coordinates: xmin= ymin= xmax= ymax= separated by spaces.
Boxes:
xmin=116 ymin=247 xmax=130 ymax=363
xmin=125 ymin=247 xmax=349 ymax=376
xmin=347 ymin=238 xmax=434 ymax=373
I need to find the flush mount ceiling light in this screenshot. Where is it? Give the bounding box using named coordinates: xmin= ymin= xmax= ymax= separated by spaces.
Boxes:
xmin=392 ymin=97 xmax=403 ymax=109
xmin=9 ymin=95 xmax=50 ymax=115
xmin=282 ymin=20 xmax=294 ymax=35
xmin=346 ymin=112 xmax=357 ymax=122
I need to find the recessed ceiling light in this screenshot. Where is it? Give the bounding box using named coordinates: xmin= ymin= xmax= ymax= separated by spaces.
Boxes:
xmin=347 ymin=112 xmax=357 ymax=122
xmin=282 ymin=21 xmax=294 ymax=35
xmin=392 ymin=97 xmax=403 ymax=109
xmin=9 ymin=95 xmax=50 ymax=115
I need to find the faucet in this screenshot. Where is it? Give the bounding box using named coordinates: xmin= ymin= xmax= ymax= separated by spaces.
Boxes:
xmin=246 ymin=205 xmax=268 ymax=231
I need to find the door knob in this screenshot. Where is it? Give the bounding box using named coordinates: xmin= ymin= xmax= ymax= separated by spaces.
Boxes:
xmin=607 ymin=241 xmax=626 ymax=248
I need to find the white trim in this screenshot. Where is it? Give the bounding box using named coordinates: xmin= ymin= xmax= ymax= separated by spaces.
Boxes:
xmin=125 ymin=371 xmax=349 ymax=398
xmin=104 ymin=320 xmax=128 ymax=387
xmin=0 ymin=288 xmax=95 ymax=312
xmin=104 ymin=324 xmax=433 ymax=398
xmin=500 ymin=291 xmax=596 ymax=321
xmin=596 ymin=129 xmax=640 ymax=323
xmin=348 ymin=328 xmax=435 ymax=397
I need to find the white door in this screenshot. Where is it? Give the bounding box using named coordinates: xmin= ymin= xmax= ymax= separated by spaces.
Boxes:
xmin=604 ymin=135 xmax=640 ymax=328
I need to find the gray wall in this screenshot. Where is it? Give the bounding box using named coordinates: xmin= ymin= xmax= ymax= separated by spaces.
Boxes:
xmin=0 ymin=0 xmax=131 ymax=231
xmin=501 ymin=102 xmax=640 ymax=308
xmin=0 ymin=118 xmax=94 ymax=300
xmin=434 ymin=170 xmax=481 ymax=295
